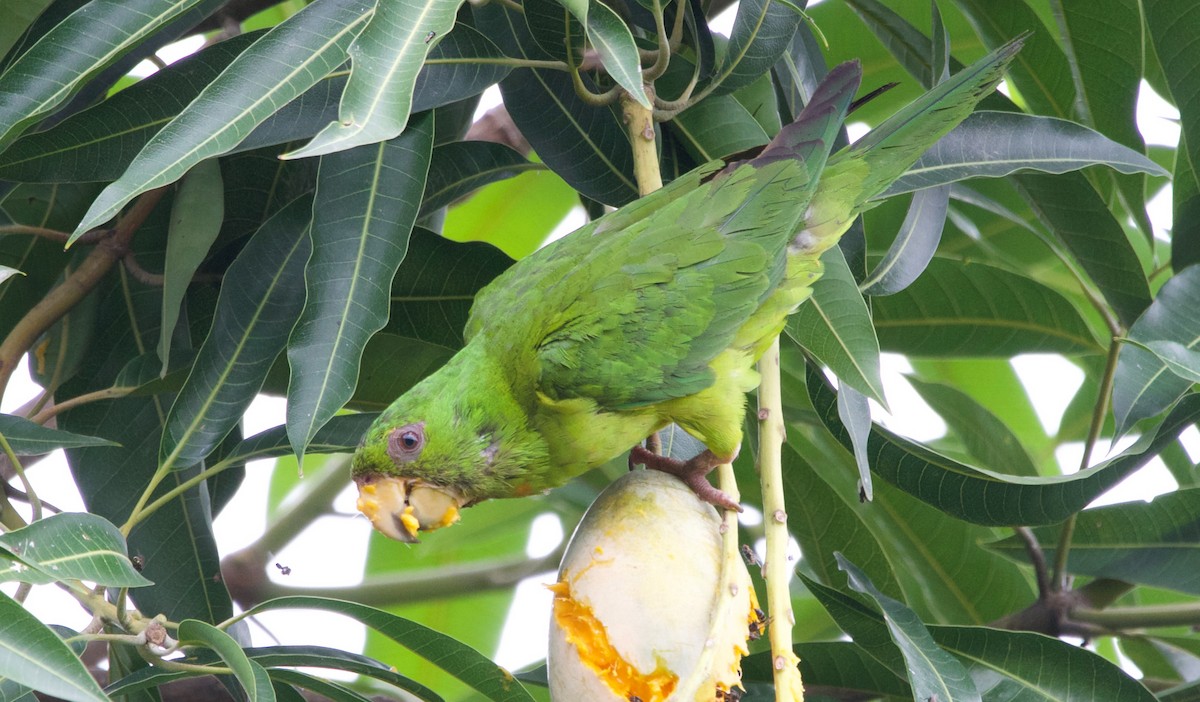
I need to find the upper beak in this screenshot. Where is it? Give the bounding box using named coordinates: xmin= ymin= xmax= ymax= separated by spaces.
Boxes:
xmin=354 ymin=475 xmax=465 ymax=543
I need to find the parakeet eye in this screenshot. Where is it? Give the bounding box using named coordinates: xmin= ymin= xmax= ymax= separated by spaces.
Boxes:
xmin=387 ymin=423 xmax=425 ymax=462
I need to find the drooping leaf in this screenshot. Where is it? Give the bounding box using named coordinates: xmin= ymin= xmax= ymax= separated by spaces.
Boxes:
xmin=0 ymin=413 xmax=116 ymax=454
xmin=286 ymin=111 xmax=434 ymax=464
xmin=1113 ymin=265 xmax=1200 ymax=437
xmin=883 ymin=112 xmax=1168 ymax=196
xmin=807 ymin=363 xmax=1200 ymax=526
xmin=159 ymin=158 xmax=224 ymax=373
xmin=285 ymin=0 xmax=465 ymax=158
xmin=786 ymin=246 xmax=886 ymax=404
xmin=0 ymin=592 xmax=107 ymax=702
xmin=0 ymin=512 xmax=151 ymax=587
xmin=581 ymin=0 xmax=648 ymax=108
xmin=0 ymin=0 xmax=214 ymax=151
xmin=837 ymin=554 xmax=981 ymax=702
xmin=743 ymin=641 xmax=911 ymax=699
xmin=860 ymin=186 xmax=948 ymax=296
xmin=837 ymin=384 xmax=874 ymax=500
xmin=870 ymin=258 xmax=1102 ymax=357
xmin=0 ymin=265 xmax=22 ymax=285
xmin=238 ymin=596 xmax=536 ymax=702
xmin=68 ymin=0 xmax=372 ymax=242
xmin=990 ymin=488 xmax=1200 ymax=595
xmin=177 ymin=620 xmax=275 ymax=702
xmin=160 ymin=194 xmax=313 ymax=471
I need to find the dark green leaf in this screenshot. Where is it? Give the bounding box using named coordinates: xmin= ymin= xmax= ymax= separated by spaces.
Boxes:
xmin=265 ymin=671 xmax=365 ymax=702
xmin=177 ymin=620 xmax=275 ymax=702
xmin=871 ymin=258 xmax=1102 ymax=357
xmin=932 ymin=625 xmax=1156 ymax=701
xmin=837 ymin=384 xmax=874 ymax=500
xmin=69 ymin=0 xmax=372 ymax=241
xmin=0 ymin=593 xmax=106 ymax=702
xmin=583 ymin=1 xmax=648 ymax=108
xmin=807 ymin=363 xmax=1200 ymax=525
xmin=0 ymin=413 xmax=116 ymax=454
xmin=1114 ymin=265 xmax=1200 ymax=437
xmin=743 ymin=641 xmax=910 ymax=698
xmin=668 ymin=92 xmax=770 ymax=163
xmin=884 ymin=112 xmax=1168 ymax=196
xmin=0 ymin=0 xmax=54 ymax=61
xmin=286 ymin=112 xmax=434 ymax=463
xmin=787 ymin=246 xmax=886 ymax=404
xmin=989 ymin=489 xmax=1200 ymax=595
xmin=710 ymin=0 xmax=802 ymax=96
xmin=286 ymin=0 xmax=465 ymax=157
xmin=420 ymin=141 xmax=540 ymax=218
xmin=475 ymin=2 xmax=638 ymax=205
xmin=217 ymin=414 xmax=376 ymax=469
xmin=837 ymin=554 xmax=980 ymax=702
xmin=0 ymin=0 xmax=211 ymax=151
xmin=244 ymin=646 xmax=442 ymax=702
xmin=239 ymin=596 xmax=536 ymax=701
xmin=0 ymin=512 xmax=151 ymax=587
xmin=800 ymin=572 xmax=908 ymax=675
xmin=161 ymin=194 xmax=312 ymax=470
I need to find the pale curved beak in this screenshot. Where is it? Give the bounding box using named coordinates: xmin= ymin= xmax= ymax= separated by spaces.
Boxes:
xmin=354 ymin=475 xmax=465 ymax=543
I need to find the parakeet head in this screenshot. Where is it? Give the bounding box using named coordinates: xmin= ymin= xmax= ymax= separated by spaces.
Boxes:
xmin=351 ymin=343 xmax=550 ymax=542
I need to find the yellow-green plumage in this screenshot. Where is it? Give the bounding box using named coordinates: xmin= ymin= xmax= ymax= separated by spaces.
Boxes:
xmin=351 ymin=39 xmax=1022 ymax=516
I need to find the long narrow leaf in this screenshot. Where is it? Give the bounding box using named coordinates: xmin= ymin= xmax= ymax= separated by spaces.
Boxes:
xmin=0 ymin=512 xmax=151 ymax=587
xmin=0 ymin=593 xmax=107 ymax=702
xmin=287 ymin=113 xmax=434 ymax=463
xmin=68 ymin=0 xmax=372 ymax=242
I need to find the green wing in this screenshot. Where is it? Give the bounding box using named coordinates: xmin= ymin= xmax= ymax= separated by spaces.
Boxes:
xmin=467 ymin=63 xmax=863 ymax=411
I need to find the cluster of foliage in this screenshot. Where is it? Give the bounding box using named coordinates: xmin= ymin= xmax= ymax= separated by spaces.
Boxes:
xmin=0 ymin=0 xmax=1196 ymax=700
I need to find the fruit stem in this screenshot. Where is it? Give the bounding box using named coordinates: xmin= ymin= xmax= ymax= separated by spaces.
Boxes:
xmin=757 ymin=337 xmax=805 ymax=701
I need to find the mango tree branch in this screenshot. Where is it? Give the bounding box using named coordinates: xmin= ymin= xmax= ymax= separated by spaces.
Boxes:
xmin=758 ymin=338 xmax=805 ymax=701
xmin=622 ymin=91 xmax=662 ymax=195
xmin=0 ymin=187 xmax=168 ymax=397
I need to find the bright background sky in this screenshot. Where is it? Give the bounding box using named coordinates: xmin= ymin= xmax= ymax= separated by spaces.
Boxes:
xmin=3 ymin=1 xmax=1198 ymax=682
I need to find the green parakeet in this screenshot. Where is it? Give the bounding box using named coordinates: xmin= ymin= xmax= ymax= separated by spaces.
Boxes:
xmin=352 ymin=39 xmax=1023 ymax=543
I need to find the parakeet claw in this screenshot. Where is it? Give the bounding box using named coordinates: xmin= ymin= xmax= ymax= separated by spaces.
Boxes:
xmin=630 ymin=446 xmax=743 ymax=512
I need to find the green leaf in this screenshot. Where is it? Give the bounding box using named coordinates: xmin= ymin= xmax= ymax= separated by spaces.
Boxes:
xmin=177 ymin=620 xmax=275 ymax=702
xmin=440 ymin=163 xmax=576 ymax=259
xmin=837 ymin=384 xmax=874 ymax=500
xmin=782 ymin=442 xmax=902 ymax=599
xmin=799 ymin=572 xmax=907 ymax=675
xmin=159 ymin=158 xmax=224 ymax=373
xmin=218 ymin=414 xmax=376 ymax=469
xmin=0 ymin=413 xmax=116 ymax=454
xmin=668 ymin=90 xmax=770 ymax=163
xmin=884 ymin=112 xmax=1169 ymax=196
xmin=807 ymin=364 xmax=1200 ymax=526
xmin=0 ymin=593 xmax=107 ymax=702
xmin=0 ymin=33 xmax=261 ymax=184
xmin=285 ymin=0 xmax=465 ymax=158
xmin=68 ymin=0 xmax=372 ymax=242
xmin=0 ymin=0 xmax=54 ymax=61
xmin=419 ymin=141 xmax=540 ymax=218
xmin=474 ymin=1 xmax=638 ymax=206
xmin=710 ymin=0 xmax=802 ymax=96
xmin=1144 ymin=0 xmax=1200 ymax=267
xmin=286 ymin=112 xmax=434 ymax=464
xmin=238 ymin=596 xmax=536 ymax=702
xmin=836 ymin=554 xmax=980 ymax=702
xmin=860 ymin=186 xmax=948 ymax=296
xmin=0 ymin=512 xmax=151 ymax=587
xmin=0 ymin=0 xmax=210 ymax=151
xmin=1139 ymin=340 xmax=1200 ymax=385
xmin=160 ymin=194 xmax=313 ymax=470
xmin=908 ymin=377 xmax=1040 ymax=477
xmin=743 ymin=642 xmax=911 ymax=698
xmin=1113 ymin=265 xmax=1200 ymax=437
xmin=1051 ymin=0 xmax=1152 ymax=238
xmin=265 ymin=671 xmax=364 ymax=702
xmin=989 ymin=489 xmax=1200 ymax=595
xmin=786 ymin=246 xmax=886 ymax=404
xmin=1013 ymin=171 xmax=1151 ymax=331
xmin=581 ymin=1 xmax=648 ymax=108
xmin=871 ymin=258 xmax=1102 ymax=357
xmin=932 ymin=626 xmax=1156 ymax=701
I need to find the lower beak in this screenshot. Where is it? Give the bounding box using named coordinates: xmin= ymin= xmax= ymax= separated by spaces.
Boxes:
xmin=354 ymin=475 xmax=465 ymax=543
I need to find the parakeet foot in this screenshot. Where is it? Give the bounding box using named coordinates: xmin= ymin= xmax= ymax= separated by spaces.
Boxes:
xmin=630 ymin=446 xmax=743 ymax=512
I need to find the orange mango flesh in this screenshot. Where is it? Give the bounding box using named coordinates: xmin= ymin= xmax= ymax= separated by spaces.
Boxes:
xmin=548 ymin=579 xmax=679 ymax=702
